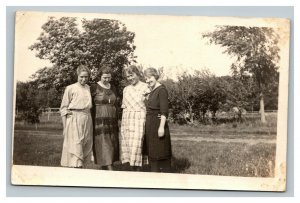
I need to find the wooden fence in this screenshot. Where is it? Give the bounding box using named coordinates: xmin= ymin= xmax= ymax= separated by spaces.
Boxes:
xmin=42 ymin=108 xmax=60 ymax=121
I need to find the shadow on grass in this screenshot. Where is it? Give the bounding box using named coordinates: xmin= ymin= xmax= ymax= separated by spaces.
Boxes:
xmin=170 ymin=156 xmax=191 ymax=173
xmin=112 ymin=156 xmax=191 ymax=173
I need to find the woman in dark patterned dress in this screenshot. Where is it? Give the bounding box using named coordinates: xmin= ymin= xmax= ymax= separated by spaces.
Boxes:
xmin=143 ymin=68 xmax=172 ymax=172
xmin=91 ymin=67 xmax=119 ymax=170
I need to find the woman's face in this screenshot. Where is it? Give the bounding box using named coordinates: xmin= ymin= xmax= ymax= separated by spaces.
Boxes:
xmin=78 ymin=71 xmax=89 ymax=86
xmin=145 ymin=75 xmax=157 ymax=89
xmin=126 ymin=72 xmax=140 ymax=85
xmin=100 ymin=73 xmax=112 ymax=85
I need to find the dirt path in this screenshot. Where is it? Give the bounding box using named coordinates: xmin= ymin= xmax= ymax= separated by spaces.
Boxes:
xmin=171 ymin=137 xmax=276 ymax=145
xmin=14 ymin=129 xmax=276 ymax=145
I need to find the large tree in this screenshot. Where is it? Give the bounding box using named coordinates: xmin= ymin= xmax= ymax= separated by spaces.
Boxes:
xmin=203 ymin=26 xmax=280 ymax=123
xmin=193 ymin=70 xmax=228 ymax=121
xmin=167 ymin=73 xmax=200 ymax=124
xmin=29 ymin=17 xmax=136 ymax=95
xmin=220 ymin=75 xmax=257 ymax=120
xmin=163 ymin=70 xmax=227 ymax=124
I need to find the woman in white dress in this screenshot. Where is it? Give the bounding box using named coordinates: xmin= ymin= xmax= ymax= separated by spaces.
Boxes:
xmin=60 ymin=65 xmax=93 ymax=168
xmin=120 ymin=65 xmax=150 ymax=171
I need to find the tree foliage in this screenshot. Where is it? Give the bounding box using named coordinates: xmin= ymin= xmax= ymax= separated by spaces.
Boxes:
xmin=203 ymin=26 xmax=280 ymax=122
xmin=29 ymin=17 xmax=136 ymax=92
xmin=163 ymin=70 xmax=228 ymax=124
xmin=15 ymin=81 xmax=42 ymax=124
xmin=202 ymin=26 xmax=280 ymax=86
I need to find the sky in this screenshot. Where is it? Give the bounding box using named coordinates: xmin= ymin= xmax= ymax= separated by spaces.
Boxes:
xmin=14 ymin=11 xmax=289 ymax=82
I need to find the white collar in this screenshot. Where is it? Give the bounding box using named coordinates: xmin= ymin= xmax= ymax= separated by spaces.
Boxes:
xmin=97 ymin=81 xmax=111 ymax=89
xmin=151 ymin=83 xmax=161 ymax=91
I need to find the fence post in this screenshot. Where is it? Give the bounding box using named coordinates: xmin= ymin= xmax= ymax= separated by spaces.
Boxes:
xmin=47 ymin=108 xmax=50 ymax=121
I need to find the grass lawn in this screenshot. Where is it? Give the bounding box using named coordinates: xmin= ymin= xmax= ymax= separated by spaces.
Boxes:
xmin=12 ymin=112 xmax=277 ymax=177
xmin=171 ymin=140 xmax=275 ymax=177
xmin=12 ymin=128 xmax=276 ymax=177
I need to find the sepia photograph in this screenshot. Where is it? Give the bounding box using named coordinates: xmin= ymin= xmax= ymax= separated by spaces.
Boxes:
xmin=11 ymin=10 xmax=290 ymax=191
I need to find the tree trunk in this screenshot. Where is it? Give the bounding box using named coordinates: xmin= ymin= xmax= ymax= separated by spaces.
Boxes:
xmin=212 ymin=110 xmax=217 ymax=123
xmin=188 ymin=105 xmax=194 ymax=123
xmin=238 ymin=109 xmax=242 ymax=122
xmin=259 ymin=92 xmax=266 ymax=123
xmin=202 ymin=110 xmax=206 ymax=122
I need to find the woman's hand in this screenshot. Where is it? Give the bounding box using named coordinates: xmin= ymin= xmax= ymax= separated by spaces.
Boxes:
xmin=66 ymin=110 xmax=72 ymax=116
xmin=142 ymin=93 xmax=150 ymax=101
xmin=158 ymin=127 xmax=165 ymax=138
xmin=158 ymin=115 xmax=166 ymax=138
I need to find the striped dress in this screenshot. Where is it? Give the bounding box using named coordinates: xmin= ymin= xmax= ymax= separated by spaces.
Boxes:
xmin=91 ymin=83 xmax=119 ymax=167
xmin=120 ymin=81 xmax=150 ymax=166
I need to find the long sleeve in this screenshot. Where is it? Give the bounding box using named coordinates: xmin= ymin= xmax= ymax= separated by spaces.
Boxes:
xmin=60 ymin=86 xmax=71 ymax=117
xmin=159 ymin=88 xmax=169 ymax=117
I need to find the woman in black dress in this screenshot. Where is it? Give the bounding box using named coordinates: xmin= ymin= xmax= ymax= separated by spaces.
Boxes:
xmin=144 ymin=68 xmax=172 ymax=172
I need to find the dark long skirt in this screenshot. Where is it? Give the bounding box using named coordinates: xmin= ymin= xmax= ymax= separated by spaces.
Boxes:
xmin=144 ymin=111 xmax=172 ymax=161
xmin=93 ymin=105 xmax=119 ymax=167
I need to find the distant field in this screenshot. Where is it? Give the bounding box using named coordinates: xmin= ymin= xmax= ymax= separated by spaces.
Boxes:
xmin=12 ymin=113 xmax=277 ymax=177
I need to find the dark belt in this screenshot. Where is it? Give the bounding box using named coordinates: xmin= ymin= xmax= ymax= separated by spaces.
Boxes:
xmin=146 ymin=110 xmax=161 ymax=116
